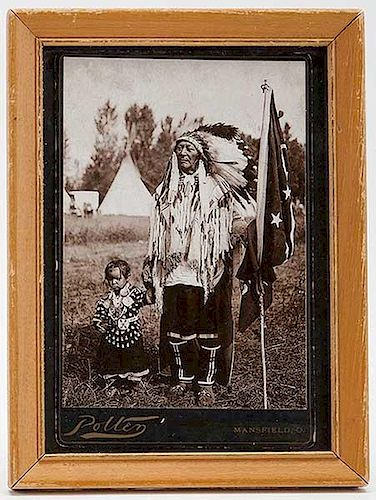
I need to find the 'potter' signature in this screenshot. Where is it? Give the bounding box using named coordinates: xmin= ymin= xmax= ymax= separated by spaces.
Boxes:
xmin=63 ymin=415 xmax=164 ymax=440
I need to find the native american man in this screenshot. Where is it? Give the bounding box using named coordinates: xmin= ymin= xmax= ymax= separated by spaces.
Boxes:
xmin=145 ymin=124 xmax=257 ymax=405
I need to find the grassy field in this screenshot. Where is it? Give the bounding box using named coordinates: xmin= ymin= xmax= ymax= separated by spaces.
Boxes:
xmin=64 ymin=214 xmax=150 ymax=245
xmin=62 ymin=213 xmax=306 ymax=409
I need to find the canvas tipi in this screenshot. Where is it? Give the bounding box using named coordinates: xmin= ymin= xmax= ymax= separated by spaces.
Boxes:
xmin=99 ymin=126 xmax=152 ymax=217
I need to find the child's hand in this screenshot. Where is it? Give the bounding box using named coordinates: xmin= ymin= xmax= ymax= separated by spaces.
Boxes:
xmin=93 ymin=318 xmax=108 ymax=334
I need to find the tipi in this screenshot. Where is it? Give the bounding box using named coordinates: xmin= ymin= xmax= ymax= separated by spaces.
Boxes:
xmin=99 ymin=126 xmax=152 ymax=217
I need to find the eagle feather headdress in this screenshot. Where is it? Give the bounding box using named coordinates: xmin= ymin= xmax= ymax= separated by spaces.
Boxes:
xmin=149 ymin=123 xmax=257 ymax=309
xmin=174 ymin=123 xmax=257 ymax=210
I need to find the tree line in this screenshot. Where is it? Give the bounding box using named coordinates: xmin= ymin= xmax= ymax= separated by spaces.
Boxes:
xmin=64 ymin=100 xmax=305 ymax=204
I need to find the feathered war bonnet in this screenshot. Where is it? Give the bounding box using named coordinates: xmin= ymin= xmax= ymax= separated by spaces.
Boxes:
xmin=149 ymin=123 xmax=258 ymax=310
xmin=174 ymin=123 xmax=258 ymax=213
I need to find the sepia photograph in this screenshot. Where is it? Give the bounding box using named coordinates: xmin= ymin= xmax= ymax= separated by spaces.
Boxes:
xmin=62 ymin=56 xmax=307 ymax=411
xmin=7 ymin=7 xmax=368 ymax=489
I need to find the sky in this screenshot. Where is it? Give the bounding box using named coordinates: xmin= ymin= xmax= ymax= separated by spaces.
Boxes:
xmin=63 ymin=57 xmax=306 ymax=177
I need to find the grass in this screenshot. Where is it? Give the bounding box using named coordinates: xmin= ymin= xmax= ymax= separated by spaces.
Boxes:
xmin=64 ymin=214 xmax=150 ymax=245
xmin=63 ymin=211 xmax=306 ymax=409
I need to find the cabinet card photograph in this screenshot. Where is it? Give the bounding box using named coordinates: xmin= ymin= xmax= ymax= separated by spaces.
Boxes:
xmin=43 ymin=46 xmax=330 ymax=451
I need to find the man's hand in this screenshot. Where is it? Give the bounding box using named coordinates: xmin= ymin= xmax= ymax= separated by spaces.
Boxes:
xmin=145 ymin=287 xmax=156 ymax=305
xmin=142 ymin=256 xmax=155 ymax=290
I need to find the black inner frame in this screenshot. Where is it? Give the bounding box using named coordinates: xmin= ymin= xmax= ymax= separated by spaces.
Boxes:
xmin=43 ymin=45 xmax=330 ymax=453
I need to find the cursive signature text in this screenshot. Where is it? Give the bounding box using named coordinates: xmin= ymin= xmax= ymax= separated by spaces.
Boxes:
xmin=63 ymin=414 xmax=163 ymax=440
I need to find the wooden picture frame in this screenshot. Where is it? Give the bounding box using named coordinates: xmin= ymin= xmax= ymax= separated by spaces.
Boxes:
xmin=8 ymin=9 xmax=368 ymax=489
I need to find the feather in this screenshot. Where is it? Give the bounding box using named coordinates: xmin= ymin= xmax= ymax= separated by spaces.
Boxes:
xmin=196 ymin=123 xmax=240 ymax=141
xmin=194 ymin=131 xmax=254 ymax=212
xmin=150 ymin=123 xmax=257 ymax=309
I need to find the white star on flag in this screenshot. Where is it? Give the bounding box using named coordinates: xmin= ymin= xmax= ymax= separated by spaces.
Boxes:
xmin=271 ymin=212 xmax=283 ymax=228
xmin=283 ymin=185 xmax=291 ymax=200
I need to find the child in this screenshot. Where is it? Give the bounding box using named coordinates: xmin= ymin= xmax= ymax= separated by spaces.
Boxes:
xmin=93 ymin=259 xmax=152 ymax=384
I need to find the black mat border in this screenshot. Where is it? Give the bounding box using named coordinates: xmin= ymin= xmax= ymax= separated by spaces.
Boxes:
xmin=43 ymin=45 xmax=330 ymax=453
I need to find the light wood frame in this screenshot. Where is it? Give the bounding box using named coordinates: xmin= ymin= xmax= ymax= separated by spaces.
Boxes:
xmin=8 ymin=9 xmax=368 ymax=490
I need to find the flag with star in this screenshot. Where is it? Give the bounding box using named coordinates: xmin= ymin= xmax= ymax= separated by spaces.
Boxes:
xmin=237 ymin=88 xmax=295 ymax=331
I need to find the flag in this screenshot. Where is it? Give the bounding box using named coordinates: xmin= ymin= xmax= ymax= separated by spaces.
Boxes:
xmin=237 ymin=89 xmax=295 ymax=332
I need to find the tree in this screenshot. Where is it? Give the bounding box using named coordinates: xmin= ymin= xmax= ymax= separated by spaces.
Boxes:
xmin=123 ymin=107 xmax=205 ymax=192
xmin=63 ymin=129 xmax=70 ymax=164
xmin=63 ymin=130 xmax=81 ymax=191
xmin=63 ymin=129 xmax=72 ymax=185
xmin=283 ymin=122 xmax=305 ymax=203
xmin=174 ymin=113 xmax=204 ymax=138
xmin=287 ymin=137 xmax=305 ymax=203
xmin=148 ymin=116 xmax=175 ymax=189
xmin=65 ymin=159 xmax=81 ymax=191
xmin=148 ymin=114 xmax=205 ymax=190
xmin=283 ymin=122 xmax=292 ymax=142
xmin=123 ymin=104 xmax=156 ymax=183
xmin=240 ymin=123 xmax=305 ymax=204
xmin=81 ymin=100 xmax=123 ymax=201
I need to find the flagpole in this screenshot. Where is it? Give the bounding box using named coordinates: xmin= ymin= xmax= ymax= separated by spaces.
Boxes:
xmin=257 ymin=81 xmax=272 ymax=410
xmin=258 ymin=277 xmax=268 ymax=410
